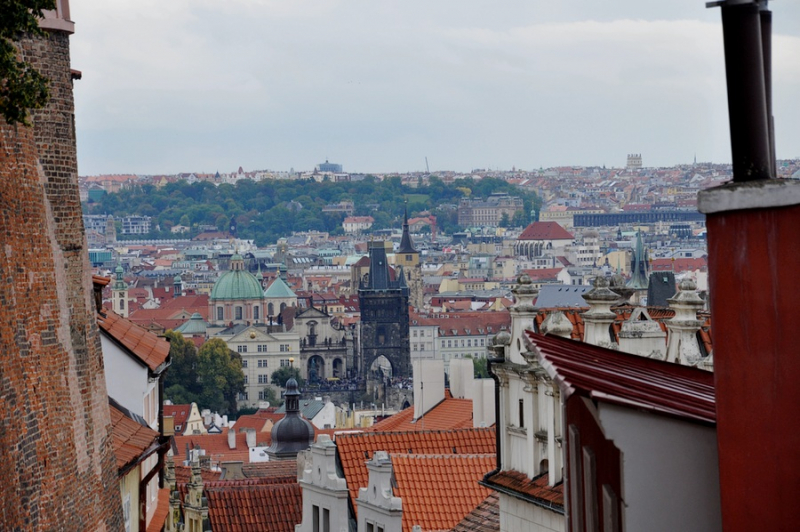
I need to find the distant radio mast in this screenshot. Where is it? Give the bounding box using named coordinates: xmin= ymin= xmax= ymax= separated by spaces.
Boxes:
xmin=425 ymin=157 xmax=430 ymax=174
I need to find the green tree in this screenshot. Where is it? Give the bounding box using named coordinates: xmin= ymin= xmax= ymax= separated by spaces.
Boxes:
xmin=0 ymin=0 xmax=56 ymax=125
xmin=163 ymin=330 xmax=200 ymax=402
xmin=499 ymin=212 xmax=511 ymax=228
xmin=262 ymin=385 xmax=283 ymax=407
xmin=196 ymin=338 xmax=245 ymax=415
xmin=270 ymin=366 xmax=304 ymax=388
xmin=467 ymin=355 xmax=490 ymax=379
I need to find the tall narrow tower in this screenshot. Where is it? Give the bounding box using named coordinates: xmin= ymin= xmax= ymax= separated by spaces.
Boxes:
xmin=395 ymin=205 xmax=424 ymax=309
xmin=111 ymin=264 xmax=129 ymax=317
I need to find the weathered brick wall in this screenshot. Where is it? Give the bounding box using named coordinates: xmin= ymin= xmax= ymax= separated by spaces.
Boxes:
xmin=0 ymin=31 xmax=123 ymax=530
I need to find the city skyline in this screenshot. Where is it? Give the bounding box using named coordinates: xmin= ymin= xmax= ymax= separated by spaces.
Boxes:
xmin=70 ymin=1 xmax=800 ymax=175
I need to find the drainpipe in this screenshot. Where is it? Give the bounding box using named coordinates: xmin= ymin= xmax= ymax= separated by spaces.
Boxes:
xmin=707 ymin=0 xmax=773 ymax=181
xmin=482 ymin=336 xmax=507 ymax=479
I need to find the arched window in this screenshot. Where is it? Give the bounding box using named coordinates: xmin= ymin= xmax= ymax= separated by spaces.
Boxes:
xmin=217 ymin=306 xmax=224 ymax=322
xmin=280 ymin=302 xmax=286 ymax=313
xmin=268 ymin=303 xmax=274 ymax=316
xmin=119 ymin=299 xmax=124 ymax=310
xmin=253 ymin=305 xmax=259 ymax=320
xmin=235 ymin=306 xmax=243 ymax=320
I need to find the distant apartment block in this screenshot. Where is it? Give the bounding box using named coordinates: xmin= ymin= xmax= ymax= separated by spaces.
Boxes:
xmin=342 ymin=216 xmax=374 ymax=234
xmin=457 ymin=192 xmax=523 ymax=227
xmin=627 ymin=153 xmax=643 ymax=170
xmin=322 ymin=200 xmax=355 ymax=215
xmin=120 ymin=215 xmax=152 ymax=235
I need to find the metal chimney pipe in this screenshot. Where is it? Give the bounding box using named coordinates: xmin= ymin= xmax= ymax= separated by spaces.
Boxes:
xmin=759 ymin=3 xmax=776 ymax=175
xmin=707 ymin=0 xmax=772 ymax=181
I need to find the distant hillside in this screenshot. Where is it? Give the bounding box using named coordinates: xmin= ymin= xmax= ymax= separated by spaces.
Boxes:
xmin=83 ymin=175 xmax=539 ymax=246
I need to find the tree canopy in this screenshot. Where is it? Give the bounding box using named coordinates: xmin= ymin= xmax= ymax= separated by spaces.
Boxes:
xmin=164 ymin=332 xmax=245 ymax=415
xmin=0 ymin=0 xmax=56 ymax=125
xmin=270 ymin=366 xmax=304 ymax=388
xmin=84 ymin=176 xmax=540 ymax=246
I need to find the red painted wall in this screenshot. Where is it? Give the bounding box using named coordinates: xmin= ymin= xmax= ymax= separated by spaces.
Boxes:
xmin=707 ymin=203 xmax=800 ymax=529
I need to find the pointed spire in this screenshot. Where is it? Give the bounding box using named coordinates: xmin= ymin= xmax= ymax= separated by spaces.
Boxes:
xmin=398 ymin=201 xmax=417 ymax=254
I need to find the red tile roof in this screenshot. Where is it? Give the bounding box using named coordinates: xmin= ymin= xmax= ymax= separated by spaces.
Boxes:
xmin=163 ymin=404 xmax=192 ymax=435
xmin=241 ymin=461 xmax=299 ymax=479
xmin=526 ymin=331 xmax=716 ymax=425
xmin=174 ymin=465 xmax=222 ymax=484
xmin=518 ymin=222 xmax=574 ymax=241
xmin=483 ymin=470 xmax=563 ymax=509
xmin=145 ymin=488 xmax=171 ymax=532
xmin=205 ymin=482 xmax=302 ymax=532
xmin=368 ymin=397 xmax=475 ymax=432
xmin=109 ymin=403 xmax=160 ymax=472
xmin=452 ymin=492 xmax=500 ymax=532
xmin=173 ymin=429 xmax=273 ymax=464
xmin=97 ymin=311 xmax=170 ymax=372
xmin=391 ymin=454 xmax=495 ymax=532
xmin=522 ymin=268 xmax=564 ymax=282
xmin=335 ymin=428 xmax=496 ymax=515
xmin=410 ymin=311 xmax=510 ymax=337
xmin=651 ymin=257 xmax=708 ymax=273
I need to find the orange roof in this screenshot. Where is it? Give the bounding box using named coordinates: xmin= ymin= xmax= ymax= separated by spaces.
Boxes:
xmin=452 ymin=492 xmax=499 ymax=532
xmin=173 ymin=429 xmax=272 ymax=464
xmin=109 ymin=402 xmax=160 ymax=472
xmin=335 ymin=428 xmax=496 ymax=515
xmin=369 ymin=397 xmax=475 ymax=432
xmin=392 ymin=454 xmax=495 ymax=532
xmin=483 ymin=470 xmax=564 ymax=509
xmin=174 ymin=465 xmax=222 ymax=484
xmin=97 ymin=311 xmax=170 ymax=372
xmin=241 ymin=461 xmax=299 ymax=479
xmin=205 ymin=482 xmax=302 ymax=532
xmin=145 ymin=488 xmax=171 ymax=532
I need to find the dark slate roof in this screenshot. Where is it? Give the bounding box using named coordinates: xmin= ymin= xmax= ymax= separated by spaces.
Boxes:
xmin=534 ymin=284 xmax=591 ymax=308
xmin=276 ymin=399 xmax=325 ymax=420
xmin=647 ymin=271 xmax=676 ymax=307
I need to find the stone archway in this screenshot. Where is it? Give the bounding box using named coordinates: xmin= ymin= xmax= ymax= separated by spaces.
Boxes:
xmin=332 ymin=357 xmax=344 ymax=378
xmin=307 ymin=355 xmax=325 ymax=383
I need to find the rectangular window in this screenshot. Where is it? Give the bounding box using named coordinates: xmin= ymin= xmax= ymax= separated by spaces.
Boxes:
xmin=366 ymin=524 xmax=374 ymax=532
xmin=258 ymin=344 xmax=268 ymax=353
xmin=217 ymin=307 xmax=224 ymax=321
xmin=441 ymin=340 xmax=445 ymax=348
xmin=480 ymin=338 xmax=485 ymax=346
xmin=448 ymin=340 xmax=452 ymax=348
xmin=583 ymin=447 xmax=599 ymax=532
xmin=258 ymin=374 xmax=268 ymax=384
xmin=235 ymin=306 xmax=243 ymax=320
xmin=313 ymin=505 xmax=320 ymax=532
xmin=243 ymin=375 xmax=248 ymax=384
xmin=323 ymin=508 xmax=330 ymax=532
xmin=519 ymin=399 xmax=525 ymax=428
xmin=467 ymin=339 xmax=472 ymax=347
xmin=237 ymin=345 xmax=248 ymax=353
xmin=258 ymin=391 xmax=264 ymax=400
xmin=242 ymin=359 xmax=248 ymax=368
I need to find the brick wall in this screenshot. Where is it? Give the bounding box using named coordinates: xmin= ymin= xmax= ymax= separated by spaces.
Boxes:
xmin=0 ymin=30 xmax=123 ymax=529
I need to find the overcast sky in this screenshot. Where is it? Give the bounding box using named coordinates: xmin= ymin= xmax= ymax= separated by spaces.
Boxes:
xmin=69 ymin=0 xmax=800 ymax=175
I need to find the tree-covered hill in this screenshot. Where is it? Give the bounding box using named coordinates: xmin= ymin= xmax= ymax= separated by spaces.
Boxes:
xmin=83 ymin=175 xmax=540 ymax=246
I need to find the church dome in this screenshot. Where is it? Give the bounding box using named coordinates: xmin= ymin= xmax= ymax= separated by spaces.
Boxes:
xmin=267 ymin=378 xmax=313 ymax=459
xmin=210 ymin=259 xmax=263 ymax=301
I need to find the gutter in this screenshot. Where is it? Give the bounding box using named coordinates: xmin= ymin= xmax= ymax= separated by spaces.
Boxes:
xmin=481 ymin=339 xmax=506 ymax=481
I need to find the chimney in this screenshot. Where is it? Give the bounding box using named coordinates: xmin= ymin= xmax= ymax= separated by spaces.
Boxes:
xmin=244 ymin=428 xmax=256 ymax=448
xmin=581 ymin=276 xmax=619 ymax=348
xmin=220 ymin=461 xmax=244 ymax=481
xmin=227 ymin=429 xmax=236 ymax=450
xmin=412 ymin=359 xmax=444 ymax=421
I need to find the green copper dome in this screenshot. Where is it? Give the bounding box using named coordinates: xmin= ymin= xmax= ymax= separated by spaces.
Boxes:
xmin=210 ymin=269 xmax=264 ymax=301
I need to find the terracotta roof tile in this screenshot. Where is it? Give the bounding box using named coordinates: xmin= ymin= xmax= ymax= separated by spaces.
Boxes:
xmin=518 ymin=222 xmax=574 ymax=241
xmin=163 ymin=404 xmax=192 ymax=434
xmin=145 ymin=488 xmax=171 ymax=532
xmin=205 ymin=482 xmax=302 ymax=532
xmin=368 ymin=397 xmax=475 ymax=433
xmin=173 ymin=429 xmax=272 ymax=465
xmin=392 ymin=454 xmax=495 ymax=532
xmin=97 ymin=311 xmax=170 ymax=372
xmin=335 ymin=428 xmax=496 ymax=516
xmin=452 ymin=492 xmax=499 ymax=532
xmin=483 ymin=470 xmax=564 ymax=509
xmin=109 ymin=402 xmax=160 ymax=472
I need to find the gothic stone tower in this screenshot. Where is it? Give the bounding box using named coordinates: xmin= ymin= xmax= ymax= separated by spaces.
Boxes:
xmin=358 ymin=241 xmax=411 ymax=379
xmin=395 ymin=206 xmax=423 ymax=310
xmin=0 ymin=2 xmax=124 ymax=529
